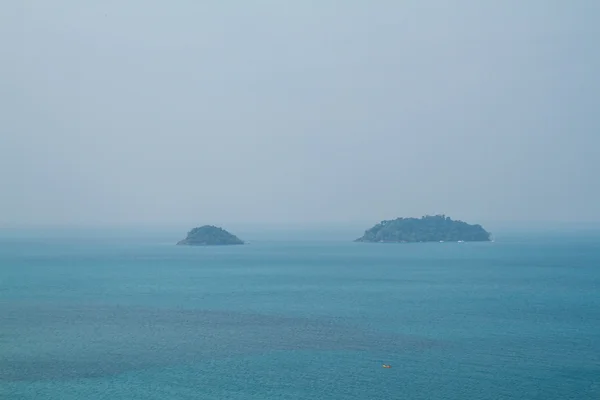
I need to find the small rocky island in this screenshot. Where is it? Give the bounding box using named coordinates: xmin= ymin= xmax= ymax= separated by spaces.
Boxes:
xmin=355 ymin=215 xmax=491 ymax=243
xmin=177 ymin=225 xmax=245 ymax=246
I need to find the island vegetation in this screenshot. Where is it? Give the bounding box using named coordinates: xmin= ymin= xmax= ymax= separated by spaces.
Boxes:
xmin=177 ymin=225 xmax=244 ymax=246
xmin=355 ymin=215 xmax=491 ymax=243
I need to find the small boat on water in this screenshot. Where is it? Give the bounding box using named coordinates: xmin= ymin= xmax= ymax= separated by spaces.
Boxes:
xmin=382 ymin=364 xmax=392 ymax=368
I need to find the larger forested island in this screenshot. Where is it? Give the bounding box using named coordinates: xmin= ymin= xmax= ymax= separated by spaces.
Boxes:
xmin=355 ymin=215 xmax=491 ymax=243
xmin=177 ymin=225 xmax=245 ymax=246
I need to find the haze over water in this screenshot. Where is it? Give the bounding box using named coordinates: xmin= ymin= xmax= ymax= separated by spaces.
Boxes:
xmin=2 ymin=1 xmax=599 ymax=228
xmin=2 ymin=1 xmax=600 ymax=399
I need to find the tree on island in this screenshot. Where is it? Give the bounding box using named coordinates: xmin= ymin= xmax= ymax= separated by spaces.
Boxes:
xmin=355 ymin=215 xmax=491 ymax=243
xmin=177 ymin=225 xmax=244 ymax=246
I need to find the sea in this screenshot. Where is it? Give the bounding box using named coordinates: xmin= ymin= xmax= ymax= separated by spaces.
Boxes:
xmin=1 ymin=228 xmax=599 ymax=399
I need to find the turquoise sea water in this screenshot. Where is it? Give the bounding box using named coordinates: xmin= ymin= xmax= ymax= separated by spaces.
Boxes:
xmin=1 ymin=230 xmax=599 ymax=399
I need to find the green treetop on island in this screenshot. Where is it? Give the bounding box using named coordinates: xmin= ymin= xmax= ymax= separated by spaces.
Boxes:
xmin=177 ymin=225 xmax=244 ymax=246
xmin=355 ymin=215 xmax=491 ymax=243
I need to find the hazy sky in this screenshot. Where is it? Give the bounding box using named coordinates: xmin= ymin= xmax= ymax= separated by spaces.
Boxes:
xmin=2 ymin=1 xmax=599 ymax=228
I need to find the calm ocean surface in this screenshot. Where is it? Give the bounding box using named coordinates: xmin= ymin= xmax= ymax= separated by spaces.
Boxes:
xmin=1 ymin=229 xmax=599 ymax=399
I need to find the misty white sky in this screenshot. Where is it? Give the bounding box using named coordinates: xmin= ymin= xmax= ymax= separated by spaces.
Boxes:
xmin=1 ymin=1 xmax=599 ymax=228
